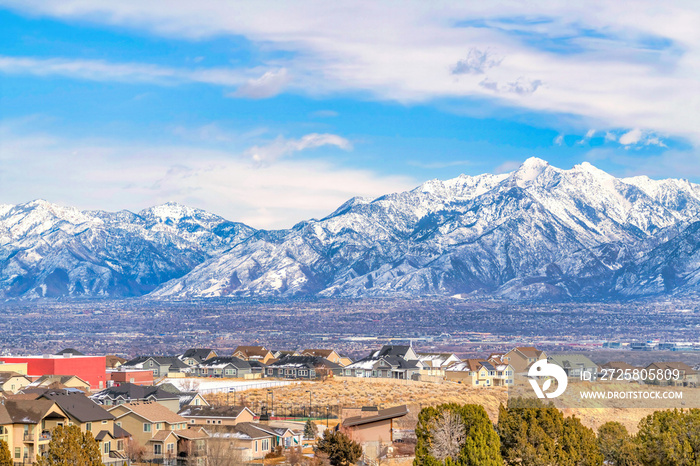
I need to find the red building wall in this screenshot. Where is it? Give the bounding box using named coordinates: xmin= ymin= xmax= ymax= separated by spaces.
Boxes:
xmin=0 ymin=355 xmax=107 ymax=390
xmin=109 ymin=370 xmax=154 ymax=386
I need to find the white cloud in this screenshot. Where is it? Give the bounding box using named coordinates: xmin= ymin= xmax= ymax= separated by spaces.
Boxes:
xmin=244 ymin=133 xmax=352 ymax=163
xmin=0 ymin=126 xmax=410 ymax=229
xmin=230 ymin=68 xmax=290 ymax=99
xmin=554 ymin=134 xmax=564 ymax=145
xmin=619 ymin=128 xmax=643 ymax=145
xmin=2 ymin=1 xmax=700 ymax=143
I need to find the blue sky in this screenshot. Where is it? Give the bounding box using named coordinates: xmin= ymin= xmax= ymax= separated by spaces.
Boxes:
xmin=1 ymin=2 xmax=698 ymax=228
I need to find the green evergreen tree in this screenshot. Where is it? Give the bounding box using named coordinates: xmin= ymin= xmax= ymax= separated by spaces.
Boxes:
xmin=636 ymin=409 xmax=700 ymax=465
xmin=304 ymin=419 xmax=319 ymax=439
xmin=0 ymin=439 xmax=12 ymax=466
xmin=316 ymin=429 xmax=362 ymax=466
xmin=598 ymin=421 xmax=640 ymax=466
xmin=36 ymin=425 xmax=103 ymax=466
xmin=498 ymin=397 xmax=602 ymax=466
xmin=414 ymin=403 xmax=502 ymax=466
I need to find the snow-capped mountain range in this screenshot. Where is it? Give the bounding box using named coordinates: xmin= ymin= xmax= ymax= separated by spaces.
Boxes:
xmin=2 ymin=158 xmax=700 ymax=300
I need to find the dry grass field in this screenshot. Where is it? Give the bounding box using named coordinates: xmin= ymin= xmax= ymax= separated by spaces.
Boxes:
xmin=205 ymin=377 xmax=508 ymax=424
xmin=203 ymin=377 xmax=692 ymax=434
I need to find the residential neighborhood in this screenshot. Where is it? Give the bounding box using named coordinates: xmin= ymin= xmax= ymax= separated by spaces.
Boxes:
xmin=1 ymin=342 xmax=698 ymax=465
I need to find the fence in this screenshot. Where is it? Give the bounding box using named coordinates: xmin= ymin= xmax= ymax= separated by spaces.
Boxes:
xmin=196 ymin=380 xmax=299 ymax=395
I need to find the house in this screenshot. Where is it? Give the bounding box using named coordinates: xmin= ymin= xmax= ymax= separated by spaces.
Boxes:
xmin=0 ymin=399 xmax=70 ymax=464
xmin=108 ymin=401 xmax=208 ymax=465
xmin=55 ymin=348 xmax=85 ymax=357
xmin=33 ymin=389 xmax=131 ymax=464
xmin=121 ymin=356 xmax=191 ymax=378
xmin=600 ymin=361 xmax=640 ymax=372
xmin=28 ymin=374 xmax=91 ymax=392
xmin=178 ymin=349 xmax=218 ymax=368
xmin=106 ymin=356 xmax=127 ymax=370
xmin=502 ymin=347 xmax=547 ymax=373
xmin=156 ymin=383 xmax=209 ymax=410
xmin=91 ymin=383 xmax=181 ymax=412
xmin=232 ymin=346 xmax=275 ymax=364
xmin=548 ymin=354 xmax=599 ymax=379
xmin=0 ymin=354 xmax=108 ymax=390
xmin=341 ymin=405 xmax=408 ymax=444
xmin=271 ymin=350 xmax=301 ymax=360
xmin=210 ymin=422 xmax=302 ymax=461
xmin=178 ymin=405 xmax=256 ymax=426
xmin=266 ymin=356 xmax=343 ymax=379
xmin=0 ymin=372 xmax=32 ymax=394
xmin=194 ymin=357 xmax=252 ymax=378
xmin=644 ymin=362 xmax=698 ymax=386
xmin=301 ymin=349 xmax=346 ymax=366
xmin=416 ymin=353 xmax=461 ymax=376
xmin=343 ymin=355 xmax=423 ymax=380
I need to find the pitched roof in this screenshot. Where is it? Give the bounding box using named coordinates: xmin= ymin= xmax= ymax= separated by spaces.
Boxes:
xmin=269 ymin=355 xmax=342 ymax=369
xmin=302 ymin=349 xmax=337 ymax=358
xmin=231 ymin=422 xmax=276 ymax=440
xmin=181 ymin=349 xmax=216 ymax=362
xmin=198 ymin=356 xmax=251 ymax=369
xmin=111 ymin=401 xmax=187 ymax=424
xmin=113 ymin=424 xmax=132 ymax=439
xmin=105 ymin=355 xmax=127 ymax=368
xmin=647 ymin=361 xmax=697 ymax=373
xmin=123 ymin=356 xmax=189 ymax=370
xmin=39 ymin=390 xmax=115 ymax=422
xmin=2 ymin=399 xmax=66 ymax=424
xmin=343 ymin=405 xmax=409 ymax=427
xmin=178 ymin=405 xmax=253 ymax=419
xmin=0 ymin=371 xmax=29 ymax=384
xmin=233 ymin=346 xmax=271 ymax=359
xmin=91 ymin=383 xmax=179 ymax=403
xmin=174 ymin=428 xmax=209 ymax=440
xmin=513 ymin=347 xmax=545 ymax=358
xmin=55 ymin=348 xmax=85 ymax=356
xmin=371 ymin=345 xmax=412 ymax=358
xmin=30 ymin=375 xmax=89 ymax=388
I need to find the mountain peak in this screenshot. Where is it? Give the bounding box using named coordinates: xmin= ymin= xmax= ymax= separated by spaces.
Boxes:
xmin=511 ymin=157 xmax=552 ymax=186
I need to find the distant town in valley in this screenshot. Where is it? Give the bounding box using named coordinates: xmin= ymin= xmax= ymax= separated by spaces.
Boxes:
xmin=2 ymin=297 xmax=700 ymax=365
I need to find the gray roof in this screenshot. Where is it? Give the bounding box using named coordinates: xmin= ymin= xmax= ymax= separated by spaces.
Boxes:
xmin=179 ymin=405 xmax=252 ymax=419
xmin=91 ymin=383 xmax=179 ymax=404
xmin=269 ymin=356 xmax=342 ymax=370
xmin=198 ymin=356 xmax=251 ymax=369
xmin=124 ymin=356 xmax=189 ymax=370
xmin=39 ymin=389 xmax=115 ymax=422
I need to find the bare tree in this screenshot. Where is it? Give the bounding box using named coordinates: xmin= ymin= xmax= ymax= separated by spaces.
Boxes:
xmin=125 ymin=438 xmax=146 ymax=464
xmin=429 ymin=410 xmax=466 ymax=461
xmin=207 ymin=427 xmax=245 ymax=466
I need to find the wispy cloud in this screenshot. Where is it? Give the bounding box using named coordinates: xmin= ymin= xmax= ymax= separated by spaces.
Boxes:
xmin=230 ymin=68 xmax=290 ymax=99
xmin=244 ymin=133 xmax=352 ymax=164
xmin=618 ymin=128 xmax=666 ymax=147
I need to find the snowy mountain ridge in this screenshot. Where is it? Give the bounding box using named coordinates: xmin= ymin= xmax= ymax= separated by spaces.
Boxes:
xmin=2 ymin=158 xmax=700 ymax=300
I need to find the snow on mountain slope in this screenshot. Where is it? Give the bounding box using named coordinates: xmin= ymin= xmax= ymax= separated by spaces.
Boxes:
xmin=4 ymin=159 xmax=700 ymax=300
xmin=153 ymin=158 xmax=700 ymax=299
xmin=0 ymin=201 xmax=255 ymax=298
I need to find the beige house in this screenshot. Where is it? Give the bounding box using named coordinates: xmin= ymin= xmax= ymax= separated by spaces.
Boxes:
xmin=109 ymin=401 xmax=208 ymax=464
xmin=29 ymin=374 xmax=91 ymax=392
xmin=445 ymin=360 xmax=514 ymax=387
xmin=0 ymin=372 xmax=32 ymax=394
xmin=210 ymin=422 xmax=301 ymax=461
xmin=178 ymin=405 xmax=255 ymax=426
xmin=416 ymin=353 xmax=461 ymax=377
xmin=0 ymin=399 xmax=69 ymax=464
xmin=645 ymin=362 xmax=698 ymax=387
xmin=502 ymin=347 xmax=547 ymax=373
xmin=232 ymin=346 xmax=275 ymax=364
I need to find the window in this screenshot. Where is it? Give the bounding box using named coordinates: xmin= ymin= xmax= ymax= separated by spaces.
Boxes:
xmin=130 ymin=378 xmax=135 ymax=383
xmin=167 ymin=443 xmax=174 ymax=454
xmin=14 ymin=448 xmax=20 ymax=459
xmin=103 ymin=441 xmax=110 ymax=454
xmin=144 ymin=423 xmax=152 ymax=432
xmin=116 ymin=422 xmax=121 ymax=427
xmin=102 ymin=420 xmax=108 ymax=425
xmin=154 ymin=444 xmax=162 ymax=455
xmin=262 ymin=439 xmax=269 ymax=450
xmin=117 ymin=440 xmax=124 ymax=451
xmin=86 ymin=422 xmax=92 ymax=432
xmin=156 ymin=423 xmax=163 ymax=430
xmin=152 ymin=370 xmax=158 ymax=376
